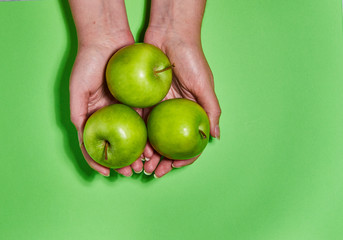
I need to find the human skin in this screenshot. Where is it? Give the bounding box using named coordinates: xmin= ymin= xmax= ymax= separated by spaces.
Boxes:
xmin=69 ymin=0 xmax=143 ymax=177
xmin=142 ymin=0 xmax=221 ymax=178
xmin=68 ymin=0 xmax=221 ymax=178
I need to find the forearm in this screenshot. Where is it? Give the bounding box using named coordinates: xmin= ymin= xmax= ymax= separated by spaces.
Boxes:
xmin=148 ymin=0 xmax=206 ymax=41
xmin=69 ymin=0 xmax=131 ymax=47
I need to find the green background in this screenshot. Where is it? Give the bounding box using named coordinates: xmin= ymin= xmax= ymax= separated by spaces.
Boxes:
xmin=1 ymin=0 xmax=343 ymax=239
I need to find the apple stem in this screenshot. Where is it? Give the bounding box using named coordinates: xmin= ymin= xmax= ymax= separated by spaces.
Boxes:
xmin=154 ymin=64 xmax=175 ymax=74
xmin=104 ymin=141 xmax=109 ymax=160
xmin=199 ymin=130 xmax=207 ymax=139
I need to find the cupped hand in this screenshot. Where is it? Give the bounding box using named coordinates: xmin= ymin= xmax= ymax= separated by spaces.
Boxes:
xmin=70 ymin=33 xmax=145 ymax=177
xmin=142 ymin=29 xmax=221 ymax=178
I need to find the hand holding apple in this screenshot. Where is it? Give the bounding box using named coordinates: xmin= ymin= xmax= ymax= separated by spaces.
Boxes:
xmin=142 ymin=15 xmax=221 ymax=178
xmin=69 ymin=35 xmax=147 ymax=176
xmin=69 ymin=0 xmax=220 ymax=178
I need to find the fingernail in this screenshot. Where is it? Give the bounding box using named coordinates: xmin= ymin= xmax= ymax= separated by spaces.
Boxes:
xmin=143 ymin=170 xmax=152 ymax=175
xmin=100 ymin=172 xmax=110 ymax=177
xmin=153 ymin=174 xmax=159 ymax=179
xmin=134 ymin=168 xmax=143 ymax=174
xmin=171 ymin=163 xmax=179 ymax=168
xmin=145 ymin=157 xmax=150 ymax=161
xmin=215 ymin=125 xmax=220 ymax=140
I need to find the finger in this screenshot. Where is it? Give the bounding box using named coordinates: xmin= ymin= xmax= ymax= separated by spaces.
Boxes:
xmin=80 ymin=143 xmax=110 ymax=177
xmin=133 ymin=107 xmax=143 ymax=115
xmin=115 ymin=166 xmax=133 ymax=177
xmin=135 ymin=107 xmax=154 ymax=161
xmin=154 ymin=159 xmax=173 ymax=178
xmin=131 ymin=158 xmax=143 ymax=174
xmin=172 ymin=155 xmax=200 ymax=168
xmin=142 ymin=106 xmax=154 ymax=121
xmin=143 ymin=153 xmax=160 ymax=175
xmin=143 ymin=142 xmax=154 ymax=160
xmin=196 ymin=86 xmax=221 ymax=140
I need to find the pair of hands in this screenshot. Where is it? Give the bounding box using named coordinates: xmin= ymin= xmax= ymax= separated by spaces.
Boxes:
xmin=70 ymin=27 xmax=221 ymax=178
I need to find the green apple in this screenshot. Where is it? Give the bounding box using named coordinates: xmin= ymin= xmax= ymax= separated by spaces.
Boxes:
xmin=147 ymin=98 xmax=210 ymax=160
xmin=106 ymin=43 xmax=173 ymax=108
xmin=83 ymin=104 xmax=147 ymax=169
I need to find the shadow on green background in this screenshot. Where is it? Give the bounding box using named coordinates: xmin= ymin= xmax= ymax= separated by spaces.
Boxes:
xmin=54 ymin=0 xmax=93 ymax=180
xmin=1 ymin=1 xmax=343 ymax=239
xmin=136 ymin=0 xmax=151 ymax=42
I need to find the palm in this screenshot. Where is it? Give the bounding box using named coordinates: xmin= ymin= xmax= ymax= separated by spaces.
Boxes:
xmin=142 ymin=33 xmax=214 ymax=177
xmin=73 ymin=47 xmax=117 ymax=117
xmin=70 ymin=38 xmax=147 ymax=177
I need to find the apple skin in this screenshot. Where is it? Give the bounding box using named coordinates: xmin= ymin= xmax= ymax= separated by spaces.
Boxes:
xmin=83 ymin=104 xmax=147 ymax=169
xmin=106 ymin=43 xmax=172 ymax=108
xmin=147 ymin=98 xmax=210 ymax=160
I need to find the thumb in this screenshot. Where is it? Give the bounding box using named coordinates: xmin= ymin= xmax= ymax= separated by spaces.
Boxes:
xmin=195 ymin=86 xmax=221 ymax=139
xmin=70 ymin=85 xmax=89 ymax=145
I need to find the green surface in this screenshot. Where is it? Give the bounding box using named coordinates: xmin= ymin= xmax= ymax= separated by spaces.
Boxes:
xmin=1 ymin=0 xmax=343 ymax=239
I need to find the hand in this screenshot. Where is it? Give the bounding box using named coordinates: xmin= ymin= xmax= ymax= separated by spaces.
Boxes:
xmin=68 ymin=0 xmax=150 ymax=177
xmin=142 ymin=28 xmax=221 ymax=178
xmin=70 ymin=33 xmax=146 ymax=177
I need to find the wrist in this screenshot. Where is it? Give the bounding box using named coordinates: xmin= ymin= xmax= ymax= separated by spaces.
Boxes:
xmin=146 ymin=26 xmax=200 ymax=45
xmin=147 ymin=0 xmax=205 ymax=43
xmin=145 ymin=26 xmax=201 ymax=52
xmin=78 ymin=28 xmax=134 ymax=50
xmin=69 ymin=0 xmax=134 ymax=49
